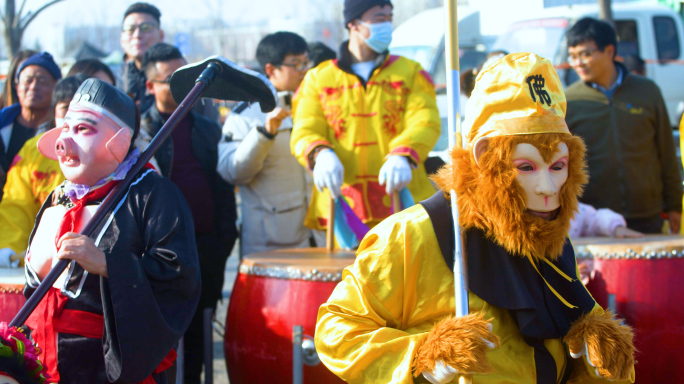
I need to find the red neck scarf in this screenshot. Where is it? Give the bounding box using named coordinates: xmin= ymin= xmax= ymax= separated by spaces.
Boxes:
xmin=54 ymin=180 xmax=120 ymax=248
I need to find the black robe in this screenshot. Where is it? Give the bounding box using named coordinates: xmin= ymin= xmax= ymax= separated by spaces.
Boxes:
xmin=24 ymin=168 xmax=201 ymax=383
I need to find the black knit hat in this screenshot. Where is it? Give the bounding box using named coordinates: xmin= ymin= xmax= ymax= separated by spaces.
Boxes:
xmin=16 ymin=52 xmax=62 ymax=82
xmin=343 ymin=0 xmax=393 ymax=26
xmin=71 ymin=78 xmax=136 ymax=130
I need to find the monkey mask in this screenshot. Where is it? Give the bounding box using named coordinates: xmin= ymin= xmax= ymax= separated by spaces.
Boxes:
xmin=434 ymin=53 xmax=588 ymax=261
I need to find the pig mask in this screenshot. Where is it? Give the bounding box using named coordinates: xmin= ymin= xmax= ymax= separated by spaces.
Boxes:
xmin=36 ymin=78 xmax=136 ymax=187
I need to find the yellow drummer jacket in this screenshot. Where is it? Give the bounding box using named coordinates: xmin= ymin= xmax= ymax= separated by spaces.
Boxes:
xmin=315 ymin=204 xmax=635 ymax=384
xmin=291 ymin=43 xmax=440 ymax=230
xmin=0 ymin=134 xmax=63 ymax=258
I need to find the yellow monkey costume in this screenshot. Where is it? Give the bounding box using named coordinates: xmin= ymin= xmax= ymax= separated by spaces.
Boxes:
xmin=314 ymin=53 xmax=635 ymax=384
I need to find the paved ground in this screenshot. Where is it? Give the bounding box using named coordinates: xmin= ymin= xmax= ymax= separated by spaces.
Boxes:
xmin=199 ymin=248 xmax=240 ymax=384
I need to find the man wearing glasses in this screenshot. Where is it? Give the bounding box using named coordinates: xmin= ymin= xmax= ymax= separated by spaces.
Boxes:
xmin=564 ymin=18 xmax=682 ymax=234
xmin=291 ymin=0 xmax=440 ymax=234
xmin=119 ymin=2 xmax=164 ymax=113
xmin=217 ymin=32 xmax=320 ymax=256
xmin=141 ymin=43 xmax=238 ymax=384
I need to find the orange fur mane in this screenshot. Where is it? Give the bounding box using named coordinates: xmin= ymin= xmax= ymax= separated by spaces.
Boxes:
xmin=432 ymin=133 xmax=587 ymax=261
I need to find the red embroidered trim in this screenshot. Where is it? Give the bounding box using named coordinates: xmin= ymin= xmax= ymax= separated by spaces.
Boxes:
xmin=9 ymin=155 xmax=21 ymax=169
xmin=305 ymin=140 xmax=332 ymax=157
xmin=381 ymin=55 xmax=400 ymax=70
xmin=390 ymin=147 xmax=420 ymax=164
xmin=353 ymin=142 xmax=378 ymax=147
xmin=304 ymin=140 xmax=332 ymax=169
xmin=420 ymin=69 xmax=435 ymax=86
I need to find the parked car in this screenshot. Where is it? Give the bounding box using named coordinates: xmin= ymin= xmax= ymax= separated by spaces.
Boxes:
xmin=492 ymin=2 xmax=684 ymax=128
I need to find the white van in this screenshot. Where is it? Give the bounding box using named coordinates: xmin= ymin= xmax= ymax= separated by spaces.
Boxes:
xmin=390 ymin=7 xmax=491 ymax=166
xmin=492 ymin=2 xmax=684 ymax=128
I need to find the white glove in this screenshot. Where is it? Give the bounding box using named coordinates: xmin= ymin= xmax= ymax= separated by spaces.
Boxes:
xmin=313 ymin=149 xmax=344 ymax=199
xmin=422 ymin=360 xmax=459 ymax=384
xmin=0 ymin=248 xmax=19 ymax=268
xmin=378 ymin=155 xmax=412 ymax=194
xmin=570 ymin=339 xmax=605 ymax=379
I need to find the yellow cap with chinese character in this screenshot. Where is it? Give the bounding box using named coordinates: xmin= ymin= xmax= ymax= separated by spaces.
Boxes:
xmin=463 ymin=52 xmax=569 ymax=147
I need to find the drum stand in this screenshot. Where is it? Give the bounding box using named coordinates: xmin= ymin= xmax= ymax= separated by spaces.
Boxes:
xmin=204 ymin=308 xmax=214 ymax=384
xmin=293 ymin=325 xmax=321 ymax=384
xmin=292 ymin=193 xmax=404 ymax=383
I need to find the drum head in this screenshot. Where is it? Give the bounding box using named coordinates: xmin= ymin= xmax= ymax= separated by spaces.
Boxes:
xmin=240 ymin=247 xmax=356 ymax=282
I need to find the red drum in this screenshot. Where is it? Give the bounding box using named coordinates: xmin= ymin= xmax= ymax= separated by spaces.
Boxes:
xmin=0 ymin=268 xmax=26 ymax=323
xmin=225 ymin=248 xmax=355 ymax=384
xmin=573 ymin=235 xmax=684 ymax=384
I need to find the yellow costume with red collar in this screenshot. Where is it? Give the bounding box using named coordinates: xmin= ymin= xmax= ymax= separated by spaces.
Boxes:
xmin=291 ymin=47 xmax=440 ymax=229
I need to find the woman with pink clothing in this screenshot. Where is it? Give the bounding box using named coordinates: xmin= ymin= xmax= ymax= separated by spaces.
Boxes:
xmin=571 ymin=203 xmax=643 ymax=284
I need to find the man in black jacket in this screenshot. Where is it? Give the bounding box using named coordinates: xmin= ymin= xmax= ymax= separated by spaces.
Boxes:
xmin=118 ymin=2 xmax=164 ymax=113
xmin=141 ymin=43 xmax=238 ymax=384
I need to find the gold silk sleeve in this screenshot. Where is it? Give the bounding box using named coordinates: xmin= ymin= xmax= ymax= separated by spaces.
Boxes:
xmin=314 ymin=205 xmax=454 ymax=384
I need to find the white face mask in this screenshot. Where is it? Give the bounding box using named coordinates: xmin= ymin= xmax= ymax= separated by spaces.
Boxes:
xmin=512 ymin=142 xmax=569 ymax=217
xmin=359 ymin=21 xmax=393 ymax=53
xmin=55 ymin=117 xmax=65 ymax=129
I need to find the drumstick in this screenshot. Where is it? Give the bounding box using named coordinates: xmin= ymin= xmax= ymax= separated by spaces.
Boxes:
xmin=392 ymin=191 xmax=401 ymax=214
xmin=326 ymin=195 xmax=335 ymax=252
xmin=10 ymin=251 xmax=24 ymax=263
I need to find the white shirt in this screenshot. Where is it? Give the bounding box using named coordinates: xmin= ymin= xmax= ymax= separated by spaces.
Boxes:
xmin=351 ymin=61 xmax=375 ymax=82
xmin=0 ymin=124 xmax=12 ymax=150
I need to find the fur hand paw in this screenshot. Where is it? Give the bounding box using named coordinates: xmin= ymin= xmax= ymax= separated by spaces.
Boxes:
xmin=413 ymin=313 xmax=500 ymax=380
xmin=564 ymin=311 xmax=635 ymax=381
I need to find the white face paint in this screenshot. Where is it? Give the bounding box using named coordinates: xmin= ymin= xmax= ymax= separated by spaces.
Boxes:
xmin=0 ymin=373 xmax=21 ymax=384
xmin=512 ymin=142 xmax=569 ymax=219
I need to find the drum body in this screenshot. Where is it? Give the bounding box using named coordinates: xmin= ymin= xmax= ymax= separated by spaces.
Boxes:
xmin=574 ymin=235 xmax=684 ymax=383
xmin=0 ymin=268 xmax=26 ymax=323
xmin=225 ymin=248 xmax=354 ymax=384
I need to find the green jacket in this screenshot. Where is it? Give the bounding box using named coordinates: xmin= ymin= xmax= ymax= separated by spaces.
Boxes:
xmin=565 ymin=70 xmax=682 ymax=219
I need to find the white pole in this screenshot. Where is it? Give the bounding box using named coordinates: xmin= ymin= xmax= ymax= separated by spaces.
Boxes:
xmin=444 ymin=0 xmax=468 ymax=321
xmin=444 ymin=2 xmax=471 ymax=382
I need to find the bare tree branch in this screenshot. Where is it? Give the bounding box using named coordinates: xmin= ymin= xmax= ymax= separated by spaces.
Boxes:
xmin=19 ymin=0 xmax=63 ymax=29
xmin=5 ymin=0 xmax=15 ymax=30
xmin=16 ymin=0 xmax=26 ymax=21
